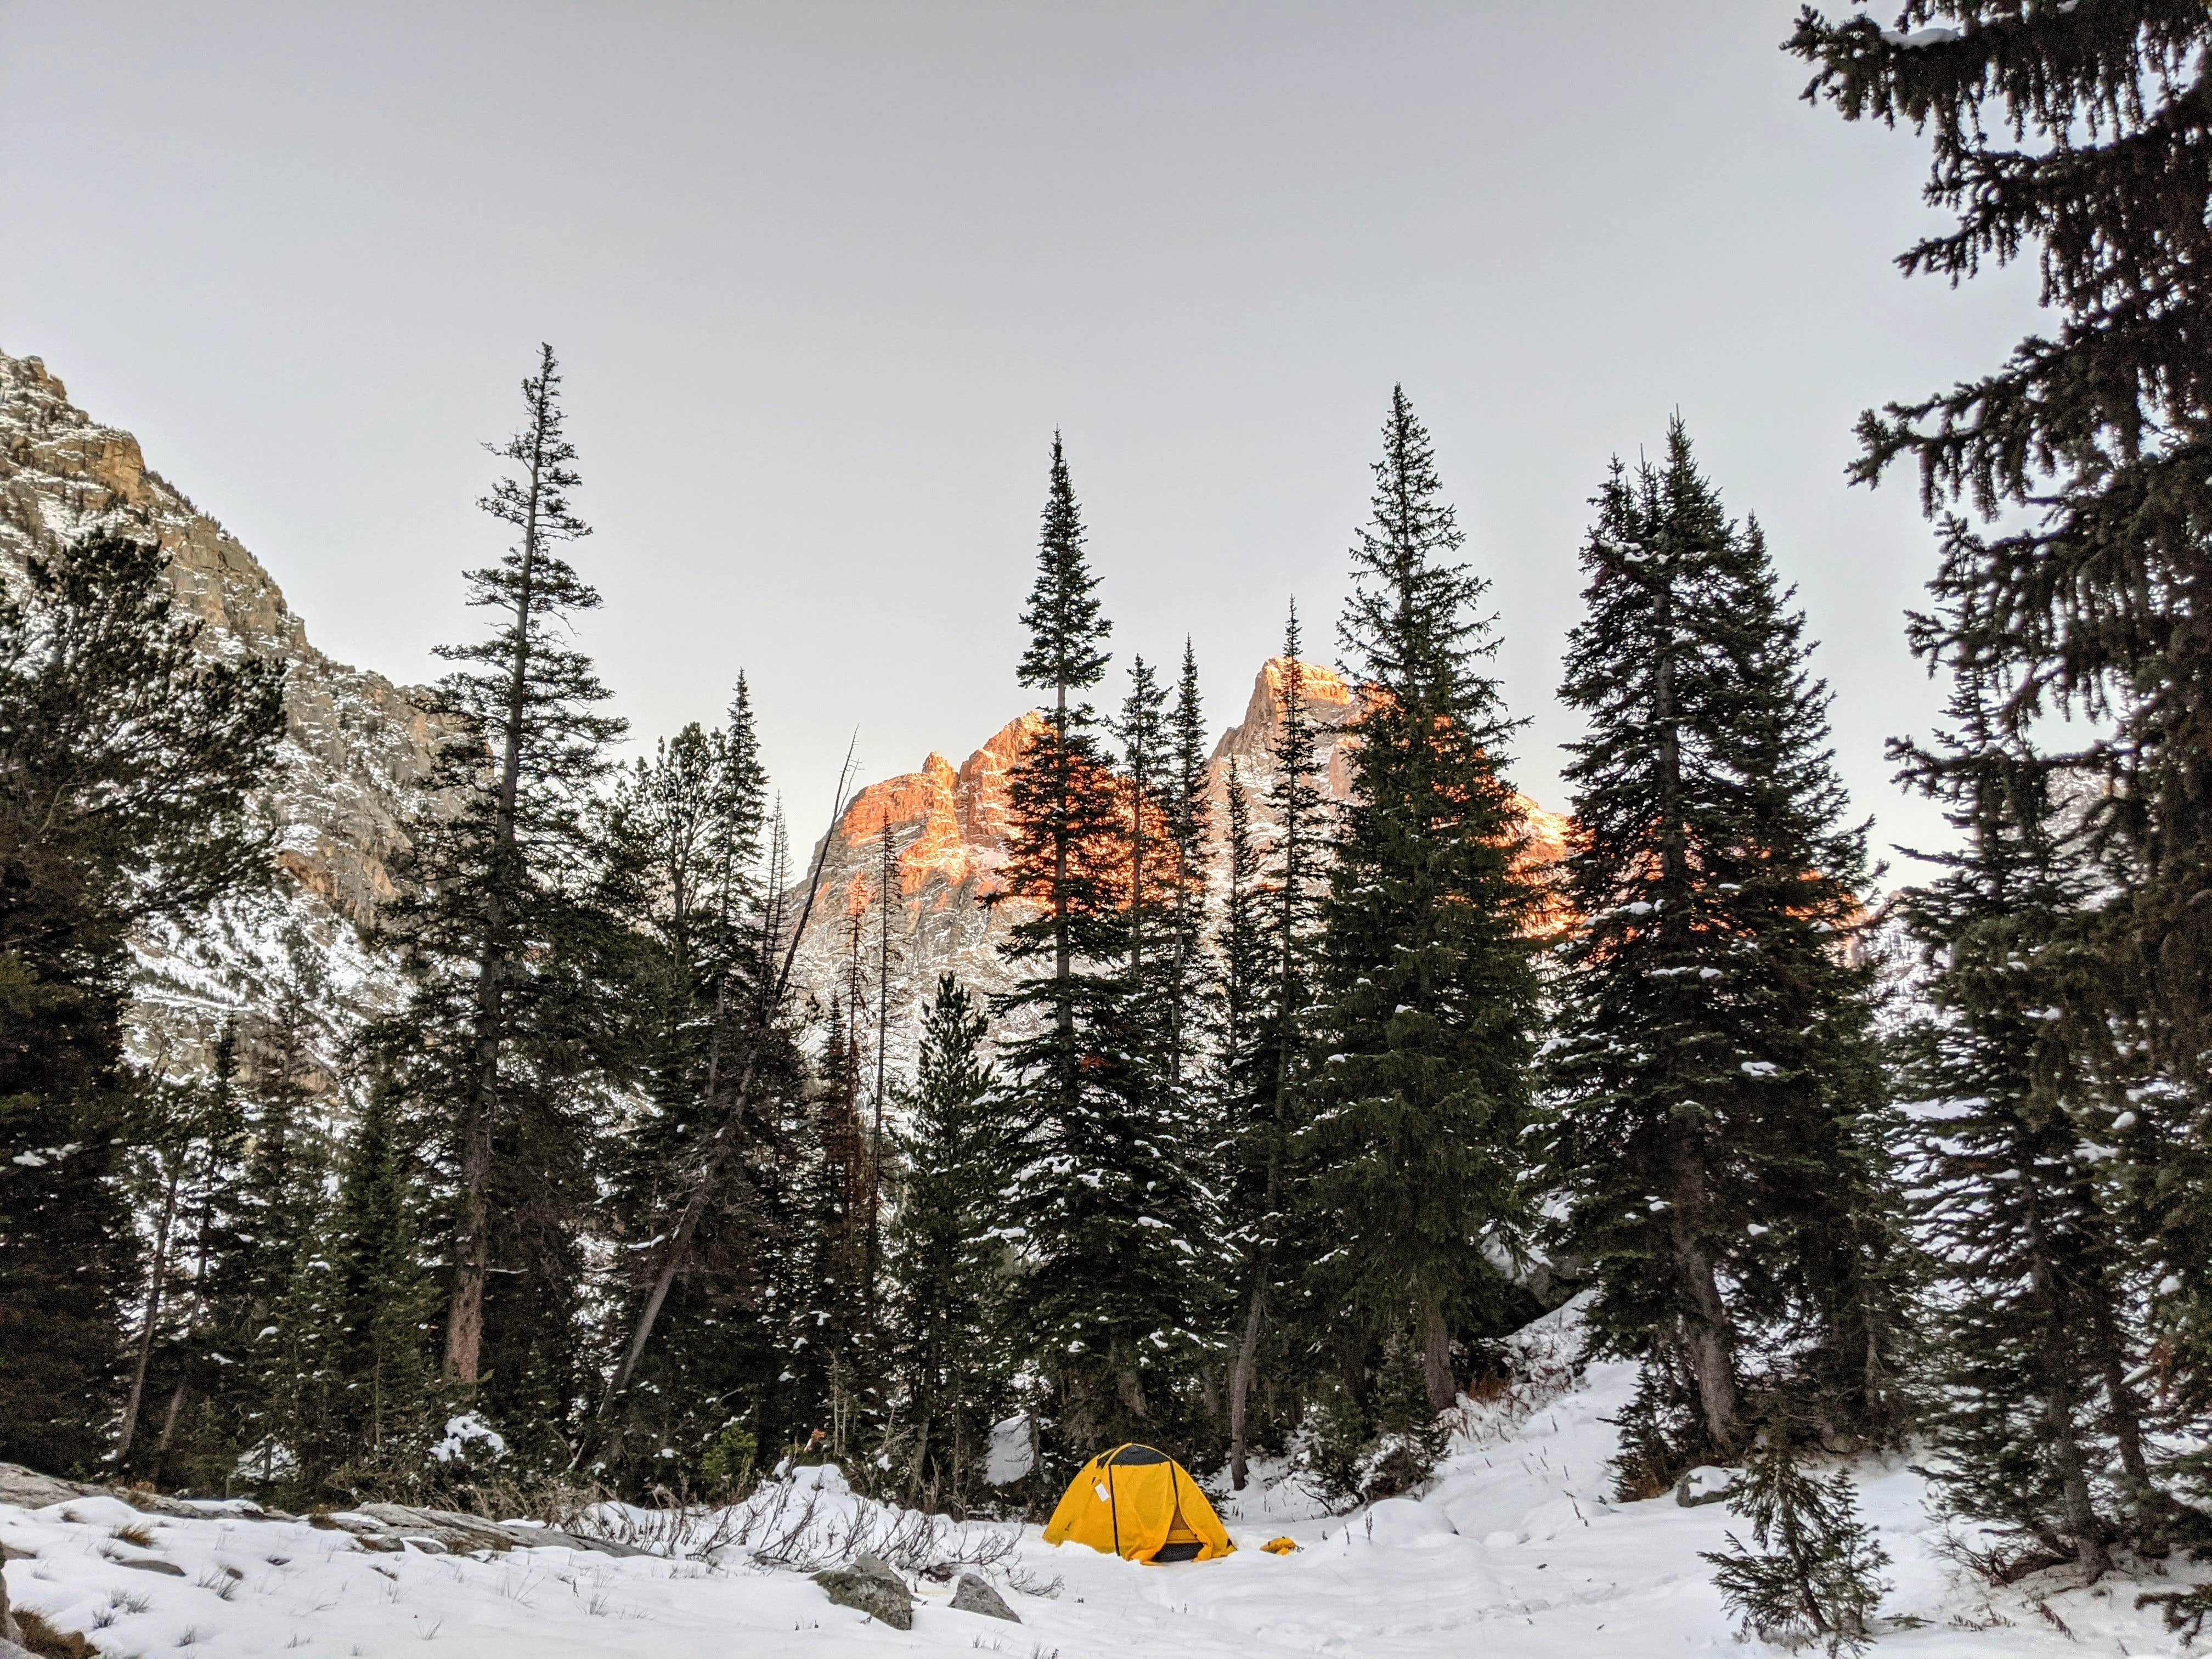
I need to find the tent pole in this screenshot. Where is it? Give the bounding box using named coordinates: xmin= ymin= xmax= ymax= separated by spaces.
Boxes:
xmin=1108 ymin=1458 xmax=1121 ymax=1558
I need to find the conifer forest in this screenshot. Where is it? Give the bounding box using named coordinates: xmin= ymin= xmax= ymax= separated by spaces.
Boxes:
xmin=5 ymin=7 xmax=2212 ymax=1657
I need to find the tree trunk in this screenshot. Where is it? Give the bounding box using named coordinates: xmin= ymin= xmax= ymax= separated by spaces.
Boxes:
xmin=150 ymin=1377 xmax=190 ymax=1485
xmin=1228 ymin=1282 xmax=1266 ymax=1488
xmin=1665 ymin=1118 xmax=1743 ymax=1454
xmin=1421 ymin=1296 xmax=1457 ymax=1415
xmin=2022 ymin=1170 xmax=2111 ymax=1573
xmin=2085 ymin=1277 xmax=2163 ymax=1551
xmin=446 ymin=373 xmax=550 ymax=1385
xmin=906 ymin=1404 xmax=934 ymax=1506
xmin=115 ymin=1163 xmax=181 ymax=1466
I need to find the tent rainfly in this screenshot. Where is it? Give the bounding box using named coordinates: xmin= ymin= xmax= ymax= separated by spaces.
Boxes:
xmin=1041 ymin=1443 xmax=1235 ymax=1563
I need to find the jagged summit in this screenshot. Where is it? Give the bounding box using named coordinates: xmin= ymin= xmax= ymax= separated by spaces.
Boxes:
xmin=787 ymin=654 xmax=1570 ymax=1067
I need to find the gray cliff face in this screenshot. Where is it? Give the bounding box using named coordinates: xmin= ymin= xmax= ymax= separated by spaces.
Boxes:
xmin=0 ymin=349 xmax=455 ymax=1076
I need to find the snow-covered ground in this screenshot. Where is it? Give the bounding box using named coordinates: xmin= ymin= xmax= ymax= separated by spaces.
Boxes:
xmin=3 ymin=1301 xmax=2199 ymax=1657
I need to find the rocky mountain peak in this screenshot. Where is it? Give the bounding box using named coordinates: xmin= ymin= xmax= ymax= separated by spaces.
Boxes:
xmin=787 ymin=657 xmax=1571 ymax=1069
xmin=0 ymin=346 xmax=456 ymax=1072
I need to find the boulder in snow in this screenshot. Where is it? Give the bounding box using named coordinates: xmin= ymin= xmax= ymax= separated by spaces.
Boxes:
xmin=813 ymin=1552 xmax=913 ymax=1630
xmin=950 ymin=1573 xmax=1019 ymax=1622
xmin=114 ymin=1556 xmax=187 ymax=1577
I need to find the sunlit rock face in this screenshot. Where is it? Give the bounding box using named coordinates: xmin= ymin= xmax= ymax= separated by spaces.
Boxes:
xmin=0 ymin=348 xmax=456 ymax=1076
xmin=0 ymin=345 xmax=1570 ymax=1091
xmin=787 ymin=656 xmax=1571 ymax=1074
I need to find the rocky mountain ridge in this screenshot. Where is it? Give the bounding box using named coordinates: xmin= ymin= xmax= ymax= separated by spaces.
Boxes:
xmin=0 ymin=348 xmax=453 ymax=1076
xmin=786 ymin=655 xmax=1571 ymax=1072
xmin=1 ymin=346 xmax=1570 ymax=1095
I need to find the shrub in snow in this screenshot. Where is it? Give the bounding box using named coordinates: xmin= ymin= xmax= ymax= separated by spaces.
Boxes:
xmin=1701 ymin=1432 xmax=1888 ymax=1656
xmin=701 ymin=1422 xmax=759 ymax=1500
xmin=1291 ymin=1325 xmax=1449 ymax=1506
xmin=428 ymin=1413 xmax=507 ymax=1469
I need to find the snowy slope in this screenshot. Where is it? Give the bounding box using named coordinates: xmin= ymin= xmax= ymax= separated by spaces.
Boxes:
xmin=4 ymin=1300 xmax=2198 ymax=1658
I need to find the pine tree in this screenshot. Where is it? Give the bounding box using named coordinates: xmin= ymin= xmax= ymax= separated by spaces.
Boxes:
xmin=590 ymin=689 xmax=790 ymax=1485
xmin=318 ymin=1078 xmax=440 ymax=1493
xmin=886 ymin=976 xmax=1011 ymax=1511
xmin=1702 ymin=1429 xmax=1890 ymax=1657
xmin=798 ymin=985 xmax=876 ymax=1462
xmin=1214 ymin=756 xmax=1274 ymax=1460
xmin=1546 ymin=425 xmax=1898 ymax=1468
xmin=133 ymin=1031 xmax=247 ymax=1489
xmin=1225 ymin=607 xmax=1331 ymax=1486
xmin=374 ymin=346 xmax=625 ymax=1447
xmin=1893 ymin=583 xmax=2166 ymax=1571
xmin=0 ymin=531 xmax=284 ymax=1472
xmin=1299 ymin=387 xmax=1543 ymax=1421
xmin=223 ymin=930 xmax=335 ymax=1478
xmin=1161 ymin=643 xmax=1213 ymax=1097
xmin=1790 ymin=7 xmax=2212 ymax=1573
xmin=994 ymin=435 xmax=1199 ymax=1455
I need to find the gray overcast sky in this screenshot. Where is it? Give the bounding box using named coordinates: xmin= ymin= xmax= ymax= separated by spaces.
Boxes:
xmin=3 ymin=2 xmax=2042 ymax=864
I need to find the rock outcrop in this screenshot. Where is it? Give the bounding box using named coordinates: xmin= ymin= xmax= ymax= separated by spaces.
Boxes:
xmin=786 ymin=656 xmax=1571 ymax=1075
xmin=0 ymin=349 xmax=456 ymax=1076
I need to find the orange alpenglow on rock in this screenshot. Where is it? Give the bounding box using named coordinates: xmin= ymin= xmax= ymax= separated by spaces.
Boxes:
xmin=785 ymin=659 xmax=1577 ymax=1054
xmin=1042 ymin=1444 xmax=1235 ymax=1564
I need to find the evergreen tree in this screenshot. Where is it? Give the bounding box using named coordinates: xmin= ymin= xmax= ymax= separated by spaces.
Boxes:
xmin=1116 ymin=654 xmax=1173 ymax=1048
xmin=317 ymin=1077 xmax=441 ymax=1493
xmin=1161 ymin=642 xmax=1213 ymax=1096
xmin=0 ymin=531 xmax=284 ymax=1472
xmin=111 ymin=1074 xmax=223 ymax=1480
xmin=797 ymin=984 xmax=876 ymax=1462
xmin=133 ymin=1031 xmax=248 ymax=1489
xmin=1893 ymin=584 xmax=2166 ymax=1571
xmin=994 ymin=435 xmax=1200 ymax=1455
xmin=224 ymin=931 xmax=335 ymax=1477
xmin=1214 ymin=757 xmax=1274 ymax=1459
xmin=1299 ymin=387 xmax=1543 ymax=1420
xmin=1790 ymin=8 xmax=2212 ymax=1580
xmin=1226 ymin=608 xmax=1331 ymax=1485
xmin=1546 ymin=425 xmax=1898 ymax=1468
xmin=886 ymin=976 xmax=1011 ymax=1511
xmin=1702 ymin=1430 xmax=1890 ymax=1657
xmin=589 ymin=686 xmax=790 ymax=1484
xmin=375 ymin=345 xmax=625 ymax=1447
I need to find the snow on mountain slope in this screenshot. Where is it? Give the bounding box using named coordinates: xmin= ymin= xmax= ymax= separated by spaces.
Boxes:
xmin=0 ymin=347 xmax=457 ymax=1081
xmin=3 ymin=1299 xmax=2193 ymax=1658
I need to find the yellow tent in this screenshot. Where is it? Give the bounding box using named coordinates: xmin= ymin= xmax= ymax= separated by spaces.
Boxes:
xmin=1042 ymin=1443 xmax=1235 ymax=1563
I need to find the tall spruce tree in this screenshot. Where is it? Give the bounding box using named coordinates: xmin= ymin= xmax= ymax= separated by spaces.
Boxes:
xmin=886 ymin=975 xmax=1012 ymax=1511
xmin=591 ymin=686 xmax=791 ymax=1484
xmin=1789 ymin=8 xmax=2212 ymax=1576
xmin=1547 ymin=425 xmax=1897 ymax=1468
xmin=1224 ymin=609 xmax=1331 ymax=1485
xmin=0 ymin=531 xmax=284 ymax=1472
xmin=375 ymin=346 xmax=625 ymax=1444
xmin=1299 ymin=387 xmax=1543 ymax=1418
xmin=995 ymin=435 xmax=1200 ymax=1454
xmin=1162 ymin=643 xmax=1213 ymax=1097
xmin=1893 ymin=584 xmax=2166 ymax=1571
